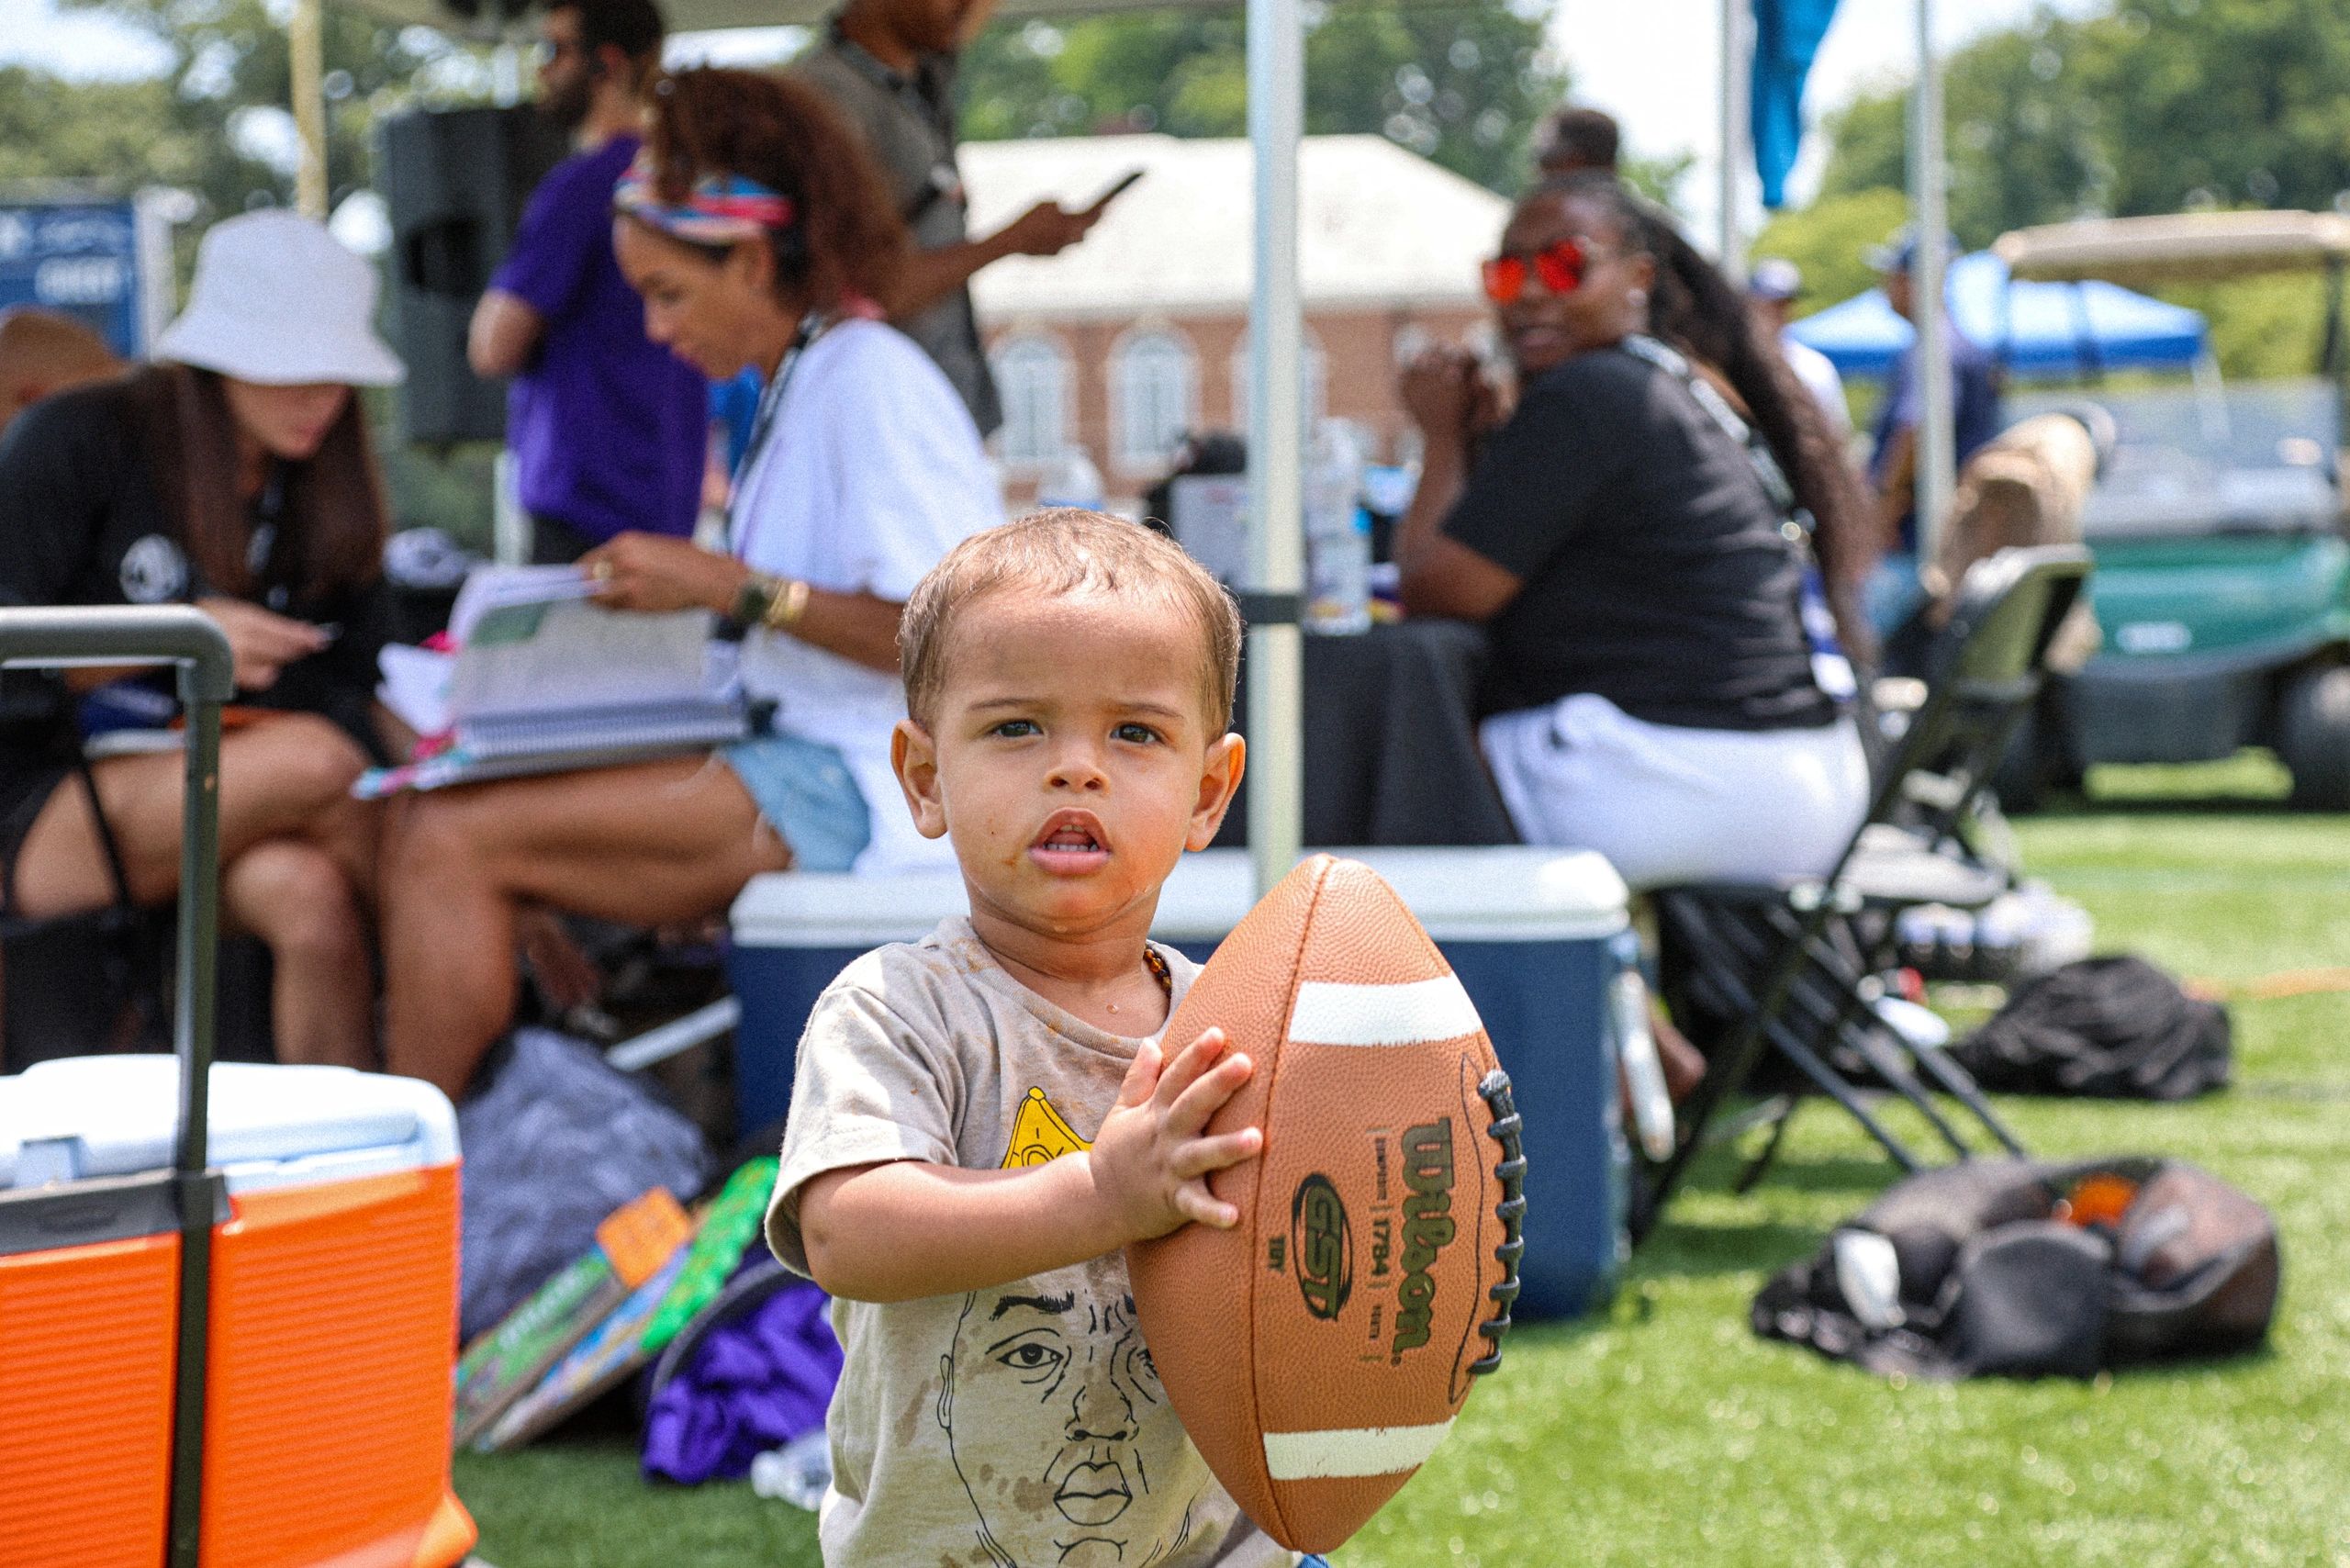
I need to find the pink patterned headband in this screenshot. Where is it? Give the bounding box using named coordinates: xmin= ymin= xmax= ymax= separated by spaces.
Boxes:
xmin=614 ymin=152 xmax=797 ymax=245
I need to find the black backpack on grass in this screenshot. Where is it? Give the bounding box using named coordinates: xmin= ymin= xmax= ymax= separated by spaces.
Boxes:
xmin=1951 ymin=956 xmax=2230 ymax=1100
xmin=1753 ymin=1157 xmax=2279 ymax=1381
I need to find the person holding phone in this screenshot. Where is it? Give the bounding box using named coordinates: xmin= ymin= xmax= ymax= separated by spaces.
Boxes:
xmin=796 ymin=0 xmax=1130 ymax=434
xmin=468 ymin=0 xmax=708 ymax=564
xmin=0 ymin=210 xmax=403 ymax=1068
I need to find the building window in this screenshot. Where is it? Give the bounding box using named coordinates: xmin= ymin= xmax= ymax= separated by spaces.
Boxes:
xmin=992 ymin=332 xmax=1070 ymax=465
xmin=1113 ymin=328 xmax=1197 ymax=471
xmin=1227 ymin=327 xmax=1327 ymax=432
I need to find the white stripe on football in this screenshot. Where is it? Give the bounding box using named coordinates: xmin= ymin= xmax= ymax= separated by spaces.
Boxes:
xmin=1285 ymin=974 xmax=1483 ymax=1047
xmin=1261 ymin=1419 xmax=1460 ymax=1480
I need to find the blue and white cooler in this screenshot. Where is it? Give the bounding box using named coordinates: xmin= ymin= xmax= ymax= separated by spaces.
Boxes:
xmin=728 ymin=846 xmax=1634 ymax=1317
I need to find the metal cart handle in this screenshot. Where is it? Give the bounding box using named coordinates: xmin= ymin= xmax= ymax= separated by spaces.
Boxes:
xmin=0 ymin=604 xmax=232 ymax=1568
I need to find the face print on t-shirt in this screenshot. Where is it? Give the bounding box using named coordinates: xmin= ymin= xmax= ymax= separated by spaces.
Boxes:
xmin=936 ymin=1256 xmax=1207 ymax=1568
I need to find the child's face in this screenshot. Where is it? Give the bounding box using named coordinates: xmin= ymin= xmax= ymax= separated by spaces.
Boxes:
xmin=892 ymin=586 xmax=1244 ymax=940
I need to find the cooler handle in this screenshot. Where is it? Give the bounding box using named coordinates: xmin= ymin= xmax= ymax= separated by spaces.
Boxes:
xmin=0 ymin=603 xmax=231 ymax=1568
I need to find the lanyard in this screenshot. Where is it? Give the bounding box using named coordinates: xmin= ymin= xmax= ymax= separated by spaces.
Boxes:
xmin=1617 ymin=334 xmax=1856 ymax=700
xmin=728 ymin=313 xmax=833 ymax=564
xmin=1617 ymin=333 xmax=1802 ymax=521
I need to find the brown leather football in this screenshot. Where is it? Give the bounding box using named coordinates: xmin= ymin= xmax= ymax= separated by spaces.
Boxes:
xmin=1128 ymin=855 xmax=1525 ymax=1552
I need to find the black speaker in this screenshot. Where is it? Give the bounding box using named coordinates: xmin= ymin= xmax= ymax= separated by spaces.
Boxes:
xmin=376 ymin=104 xmax=568 ymax=446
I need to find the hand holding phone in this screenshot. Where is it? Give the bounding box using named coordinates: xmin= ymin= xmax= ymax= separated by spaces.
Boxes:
xmin=1087 ymin=167 xmax=1146 ymax=214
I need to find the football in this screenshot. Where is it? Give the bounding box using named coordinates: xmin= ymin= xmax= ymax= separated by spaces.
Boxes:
xmin=1128 ymin=855 xmax=1526 ymax=1552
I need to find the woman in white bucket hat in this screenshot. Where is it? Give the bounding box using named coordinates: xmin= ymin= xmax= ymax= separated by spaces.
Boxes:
xmin=0 ymin=208 xmax=404 ymax=1070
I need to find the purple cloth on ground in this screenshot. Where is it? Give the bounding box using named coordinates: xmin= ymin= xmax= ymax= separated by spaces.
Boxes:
xmin=491 ymin=133 xmax=707 ymax=545
xmin=642 ymin=1269 xmax=842 ymax=1484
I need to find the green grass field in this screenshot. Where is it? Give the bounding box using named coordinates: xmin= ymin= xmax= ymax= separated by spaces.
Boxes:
xmin=453 ymin=764 xmax=2350 ymax=1567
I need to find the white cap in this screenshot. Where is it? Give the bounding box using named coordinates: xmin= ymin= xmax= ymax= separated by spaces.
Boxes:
xmin=154 ymin=209 xmax=404 ymax=386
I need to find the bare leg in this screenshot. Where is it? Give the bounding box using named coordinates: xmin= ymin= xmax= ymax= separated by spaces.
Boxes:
xmin=13 ymin=714 xmax=372 ymax=916
xmin=379 ymin=755 xmax=789 ymax=1100
xmin=221 ymin=840 xmax=374 ymax=1069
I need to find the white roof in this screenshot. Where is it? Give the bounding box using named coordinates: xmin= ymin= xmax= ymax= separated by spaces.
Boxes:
xmin=963 ymin=134 xmax=1509 ymax=322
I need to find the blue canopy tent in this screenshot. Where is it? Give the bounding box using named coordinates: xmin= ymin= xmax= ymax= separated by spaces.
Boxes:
xmin=1788 ymin=251 xmax=2208 ymax=381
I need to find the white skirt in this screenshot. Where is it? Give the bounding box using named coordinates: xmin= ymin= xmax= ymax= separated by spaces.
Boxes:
xmin=1480 ymin=692 xmax=1871 ymax=890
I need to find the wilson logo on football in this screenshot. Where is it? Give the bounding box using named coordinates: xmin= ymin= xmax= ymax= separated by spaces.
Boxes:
xmin=1290 ymin=1174 xmax=1353 ymax=1320
xmin=1391 ymin=1118 xmax=1457 ymax=1361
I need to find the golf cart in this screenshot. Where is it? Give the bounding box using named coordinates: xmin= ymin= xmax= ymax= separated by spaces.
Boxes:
xmin=1994 ymin=210 xmax=2350 ymax=806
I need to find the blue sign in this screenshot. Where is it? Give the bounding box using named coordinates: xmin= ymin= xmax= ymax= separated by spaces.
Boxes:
xmin=0 ymin=198 xmax=162 ymax=357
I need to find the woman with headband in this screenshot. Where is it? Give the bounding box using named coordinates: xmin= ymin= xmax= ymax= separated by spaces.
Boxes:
xmin=379 ymin=68 xmax=998 ymax=1100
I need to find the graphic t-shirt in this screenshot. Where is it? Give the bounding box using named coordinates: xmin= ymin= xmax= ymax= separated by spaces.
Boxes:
xmin=767 ymin=917 xmax=1292 ymax=1568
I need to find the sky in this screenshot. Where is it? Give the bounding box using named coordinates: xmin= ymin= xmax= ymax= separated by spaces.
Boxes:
xmin=2 ymin=0 xmax=2090 ymax=228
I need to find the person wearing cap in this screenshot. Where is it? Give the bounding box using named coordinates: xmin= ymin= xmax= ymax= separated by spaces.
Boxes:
xmin=1866 ymin=229 xmax=2003 ymax=630
xmin=469 ymin=0 xmax=707 ymax=564
xmin=379 ymin=69 xmax=998 ymax=1102
xmin=1748 ymin=257 xmax=1852 ymax=442
xmin=0 ymin=209 xmax=404 ymax=1070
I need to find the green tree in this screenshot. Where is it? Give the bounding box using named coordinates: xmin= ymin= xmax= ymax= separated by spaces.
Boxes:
xmin=1818 ymin=0 xmax=2350 ymax=244
xmin=53 ymin=0 xmax=489 ymax=223
xmin=957 ymin=2 xmax=1571 ymax=195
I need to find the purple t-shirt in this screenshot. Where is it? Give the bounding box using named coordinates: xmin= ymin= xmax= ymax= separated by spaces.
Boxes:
xmin=492 ymin=134 xmax=706 ymax=543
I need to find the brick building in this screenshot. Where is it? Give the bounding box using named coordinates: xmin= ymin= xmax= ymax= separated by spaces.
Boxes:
xmin=962 ymin=133 xmax=1507 ymax=508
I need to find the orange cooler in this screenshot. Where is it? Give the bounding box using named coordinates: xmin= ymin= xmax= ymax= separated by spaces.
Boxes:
xmin=0 ymin=1057 xmax=475 ymax=1568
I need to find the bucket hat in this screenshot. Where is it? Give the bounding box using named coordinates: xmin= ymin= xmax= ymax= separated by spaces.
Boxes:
xmin=153 ymin=209 xmax=404 ymax=386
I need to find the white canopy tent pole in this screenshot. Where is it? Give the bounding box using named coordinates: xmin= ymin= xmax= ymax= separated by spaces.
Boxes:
xmin=1245 ymin=0 xmax=1304 ymax=898
xmin=1908 ymin=0 xmax=1953 ymax=561
xmin=291 ymin=0 xmax=330 ymax=218
xmin=1716 ymin=0 xmax=1748 ymax=279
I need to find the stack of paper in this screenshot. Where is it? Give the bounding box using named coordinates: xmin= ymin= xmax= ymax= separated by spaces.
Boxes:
xmin=363 ymin=565 xmax=747 ymax=797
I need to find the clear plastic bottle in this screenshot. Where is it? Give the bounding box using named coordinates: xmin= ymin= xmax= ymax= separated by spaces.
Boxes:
xmin=747 ymin=1428 xmax=832 ymax=1509
xmin=1304 ymin=421 xmax=1371 ymax=633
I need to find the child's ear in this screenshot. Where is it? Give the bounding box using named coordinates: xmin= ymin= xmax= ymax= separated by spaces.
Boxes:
xmin=1186 ymin=731 xmax=1247 ymax=851
xmin=892 ymin=718 xmax=949 ymax=839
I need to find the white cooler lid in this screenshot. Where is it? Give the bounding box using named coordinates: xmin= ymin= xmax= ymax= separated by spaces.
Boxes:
xmin=731 ymin=846 xmax=1628 ymax=949
xmin=0 ymin=1057 xmax=459 ymax=1194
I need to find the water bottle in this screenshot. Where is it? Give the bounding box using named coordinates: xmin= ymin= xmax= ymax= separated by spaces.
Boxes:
xmin=1304 ymin=421 xmax=1371 ymax=633
xmin=1035 ymin=445 xmax=1105 ymax=511
xmin=748 ymin=1428 xmax=832 ymax=1509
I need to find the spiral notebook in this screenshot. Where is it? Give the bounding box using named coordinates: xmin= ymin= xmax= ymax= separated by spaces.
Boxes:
xmin=361 ymin=566 xmax=748 ymax=798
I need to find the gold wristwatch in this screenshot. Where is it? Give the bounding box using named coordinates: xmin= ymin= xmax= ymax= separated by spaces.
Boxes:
xmin=734 ymin=572 xmax=811 ymax=633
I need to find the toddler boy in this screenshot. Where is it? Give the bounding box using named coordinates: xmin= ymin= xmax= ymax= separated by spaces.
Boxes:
xmin=767 ymin=510 xmax=1295 ymax=1566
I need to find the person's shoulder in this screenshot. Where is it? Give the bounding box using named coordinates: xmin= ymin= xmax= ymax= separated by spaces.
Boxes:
xmin=1 ymin=374 xmax=137 ymax=464
xmin=789 ymin=41 xmax=852 ymax=84
xmin=816 ymin=916 xmax=990 ymax=1028
xmin=535 ymin=137 xmax=635 ymax=205
xmin=808 ymin=319 xmax=968 ymax=412
xmin=789 ymin=44 xmax=878 ymax=112
xmin=1514 ymin=344 xmax=1660 ymax=428
xmin=1783 ymin=335 xmax=1833 ymax=374
xmin=1949 ymin=326 xmax=1998 ymax=372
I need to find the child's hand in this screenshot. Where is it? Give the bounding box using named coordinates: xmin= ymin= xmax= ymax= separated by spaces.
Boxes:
xmin=1088 ymin=1026 xmax=1262 ymax=1243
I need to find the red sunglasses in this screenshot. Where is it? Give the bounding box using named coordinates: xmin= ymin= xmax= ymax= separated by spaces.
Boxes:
xmin=1481 ymin=237 xmax=1590 ymax=305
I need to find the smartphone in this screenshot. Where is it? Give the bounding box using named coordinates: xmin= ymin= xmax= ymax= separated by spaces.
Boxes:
xmin=1087 ymin=167 xmax=1146 ymax=211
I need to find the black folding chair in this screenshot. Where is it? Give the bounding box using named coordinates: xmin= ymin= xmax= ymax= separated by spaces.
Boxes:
xmin=1635 ymin=545 xmax=2094 ymax=1239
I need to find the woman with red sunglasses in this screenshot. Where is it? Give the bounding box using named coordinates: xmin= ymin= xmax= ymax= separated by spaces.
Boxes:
xmin=1393 ymin=171 xmax=1873 ymax=890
